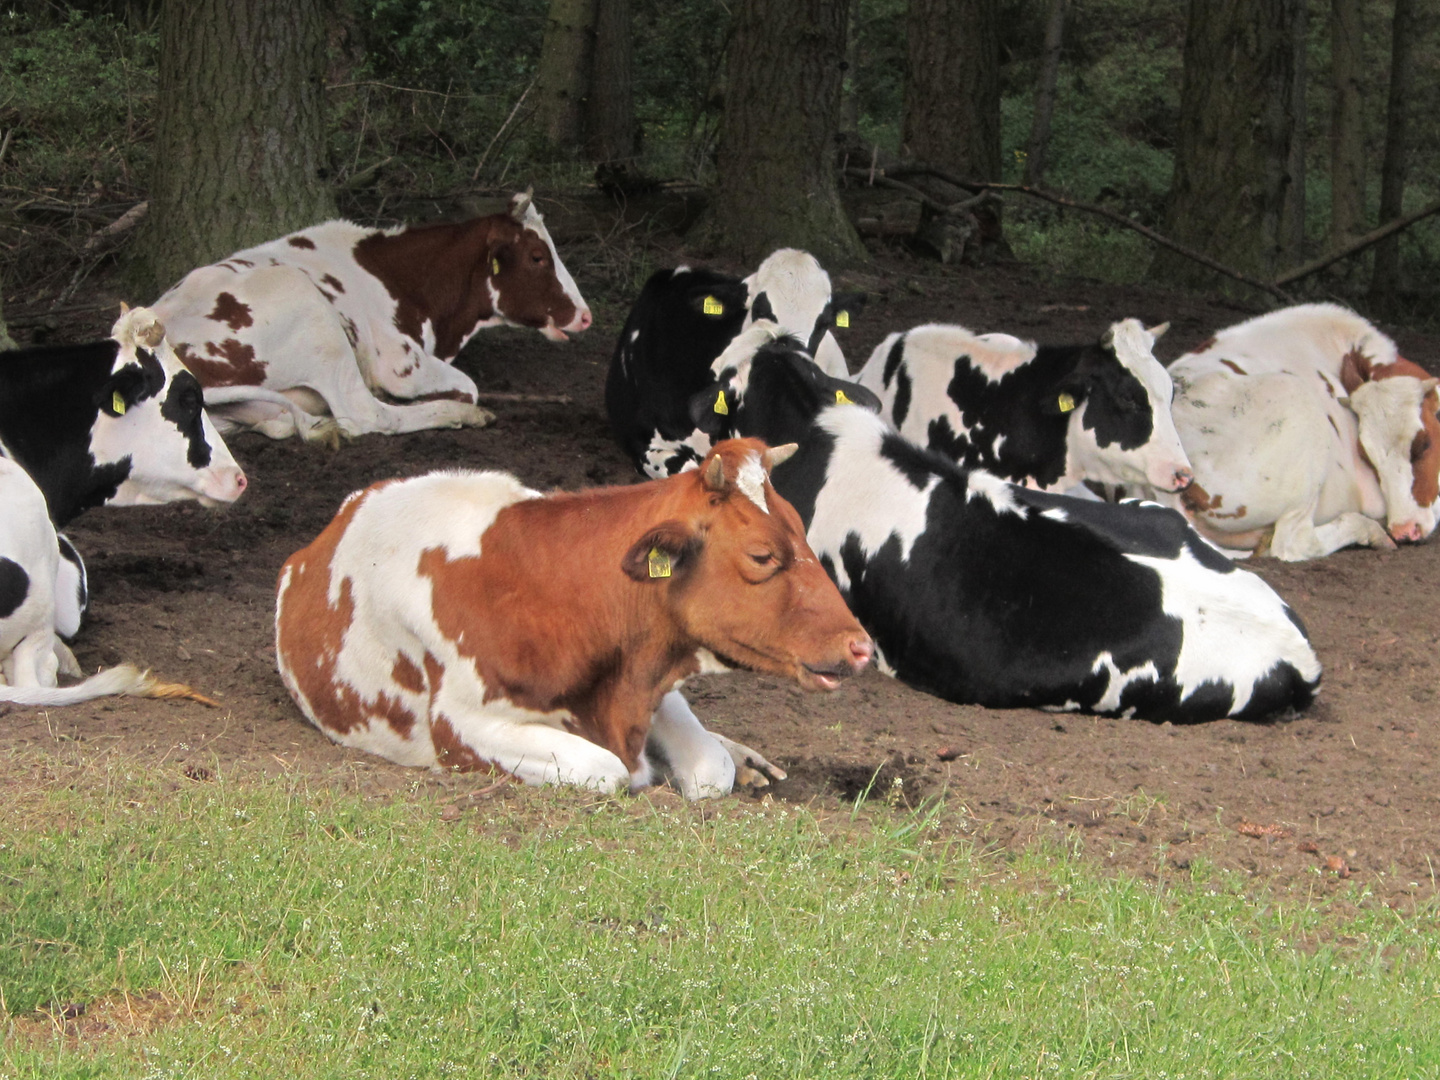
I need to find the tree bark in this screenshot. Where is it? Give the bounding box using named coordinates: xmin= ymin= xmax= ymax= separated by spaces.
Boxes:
xmin=536 ymin=0 xmax=599 ymax=156
xmin=585 ymin=0 xmax=635 ymax=164
xmin=0 ymin=290 xmax=15 ymax=352
xmin=1153 ymin=0 xmax=1302 ymax=291
xmin=138 ymin=0 xmax=334 ymax=295
xmin=1369 ymin=0 xmax=1416 ymax=308
xmin=1329 ymin=0 xmax=1365 ymax=245
xmin=705 ymin=0 xmax=864 ymax=266
xmin=1279 ymin=0 xmax=1308 ymax=263
xmin=1024 ymin=0 xmax=1068 ymax=187
xmin=902 ymin=0 xmax=1001 ymax=183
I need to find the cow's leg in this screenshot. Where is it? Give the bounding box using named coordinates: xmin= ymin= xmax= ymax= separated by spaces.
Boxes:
xmin=302 ymin=345 xmax=494 ymax=437
xmin=644 ymin=690 xmax=736 ymax=799
xmin=708 ymin=732 xmax=789 ymax=788
xmin=364 ymin=346 xmax=484 ymax=406
xmin=430 ymin=705 xmax=631 ymax=793
xmin=1268 ymin=504 xmax=1395 ymax=561
xmin=6 ymin=630 xmax=59 ymax=688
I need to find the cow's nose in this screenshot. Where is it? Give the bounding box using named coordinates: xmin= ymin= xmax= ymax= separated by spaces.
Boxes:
xmin=1390 ymin=520 xmax=1422 ymax=543
xmin=848 ymin=635 xmax=874 ymax=671
xmin=577 ymin=308 xmax=593 ymax=331
xmin=234 ymin=471 xmax=248 ymax=493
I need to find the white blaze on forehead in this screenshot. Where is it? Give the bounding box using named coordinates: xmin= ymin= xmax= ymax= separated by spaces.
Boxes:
xmin=809 ymin=406 xmax=938 ymax=589
xmin=1349 ymin=376 xmax=1440 ymax=531
xmin=1106 ymin=318 xmax=1174 ymax=406
xmin=736 ymin=450 xmax=768 ymax=512
xmin=742 ymin=248 xmax=832 ymax=334
xmin=519 ymin=204 xmax=587 ymax=313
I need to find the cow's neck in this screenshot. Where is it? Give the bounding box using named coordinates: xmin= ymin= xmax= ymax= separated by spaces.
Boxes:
xmin=0 ymin=342 xmax=128 ymax=524
xmin=353 ymin=218 xmax=500 ymax=360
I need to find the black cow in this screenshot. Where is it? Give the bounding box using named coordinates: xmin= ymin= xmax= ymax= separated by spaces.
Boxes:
xmin=606 ymin=250 xmax=863 ymax=477
xmin=684 ymin=334 xmax=1321 ymax=722
xmin=0 ymin=307 xmax=246 ymax=526
xmin=855 ymin=320 xmax=1193 ymax=494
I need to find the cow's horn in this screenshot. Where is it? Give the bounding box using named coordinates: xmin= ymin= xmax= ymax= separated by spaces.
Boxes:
xmin=702 ymin=454 xmax=726 ymax=491
xmin=510 ymin=187 xmax=534 ymax=220
xmin=762 ymin=443 xmax=798 ymax=471
xmin=118 ymin=301 xmax=131 ymax=315
xmin=1147 ymin=321 xmax=1171 ymax=339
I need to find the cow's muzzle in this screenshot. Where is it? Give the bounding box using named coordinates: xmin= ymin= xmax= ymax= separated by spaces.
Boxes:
xmin=799 ymin=635 xmax=874 ymax=691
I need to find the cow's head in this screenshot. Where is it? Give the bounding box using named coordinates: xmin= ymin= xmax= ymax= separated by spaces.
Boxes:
xmin=1341 ymin=349 xmax=1440 ymax=543
xmin=742 ymin=249 xmax=865 ymax=376
xmin=1045 ymin=319 xmax=1193 ymax=492
xmin=623 ymin=438 xmax=872 ymax=689
xmin=687 ymin=324 xmax=882 ymax=450
xmin=486 ymin=189 xmax=592 ymax=342
xmin=90 ymin=306 xmax=247 ymax=507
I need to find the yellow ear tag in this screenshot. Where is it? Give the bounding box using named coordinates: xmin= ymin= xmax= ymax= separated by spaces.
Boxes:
xmin=647 ymin=547 xmax=672 ymax=579
xmin=112 ymin=391 xmax=127 ymax=416
xmin=702 ymin=295 xmax=725 ymax=316
xmin=491 ymin=257 xmax=500 ymax=275
xmin=713 ymin=390 xmax=729 ymax=415
xmin=835 ymin=389 xmax=854 ymax=405
xmin=835 ymin=310 xmax=850 ymax=328
xmin=1058 ymin=392 xmax=1076 ymax=413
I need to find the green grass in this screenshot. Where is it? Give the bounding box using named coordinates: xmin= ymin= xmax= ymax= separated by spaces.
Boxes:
xmin=1 ymin=763 xmax=1437 ymax=1078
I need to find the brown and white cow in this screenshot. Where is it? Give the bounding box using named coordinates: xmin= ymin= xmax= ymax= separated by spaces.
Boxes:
xmin=152 ymin=191 xmax=592 ymax=441
xmin=1158 ymin=303 xmax=1440 ymax=560
xmin=275 ymin=439 xmax=873 ymax=798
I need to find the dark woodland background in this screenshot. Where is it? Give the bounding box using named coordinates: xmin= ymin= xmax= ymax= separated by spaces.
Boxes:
xmin=1 ymin=0 xmax=1437 ymax=346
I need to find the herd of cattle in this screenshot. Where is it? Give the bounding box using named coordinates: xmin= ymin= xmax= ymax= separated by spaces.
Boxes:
xmin=2 ymin=191 xmax=1437 ymax=799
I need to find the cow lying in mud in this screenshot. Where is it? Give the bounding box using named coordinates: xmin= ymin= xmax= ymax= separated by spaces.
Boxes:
xmin=275 ymin=439 xmax=873 ymax=798
xmin=659 ymin=326 xmax=1321 ymax=722
xmin=153 ymin=190 xmax=591 ymax=442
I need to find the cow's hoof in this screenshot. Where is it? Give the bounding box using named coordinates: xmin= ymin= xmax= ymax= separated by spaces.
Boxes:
xmin=462 ymin=405 xmax=496 ymax=428
xmin=711 ymin=732 xmax=788 ymax=788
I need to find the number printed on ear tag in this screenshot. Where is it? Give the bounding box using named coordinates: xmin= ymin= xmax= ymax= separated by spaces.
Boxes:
xmin=648 ymin=548 xmax=672 ymax=578
xmin=703 ymin=295 xmax=725 ymax=316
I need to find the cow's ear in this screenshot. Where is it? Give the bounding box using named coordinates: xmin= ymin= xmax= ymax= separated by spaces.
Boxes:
xmin=97 ymin=366 xmax=145 ymax=417
xmin=829 ymin=292 xmax=868 ymax=328
xmin=622 ymin=520 xmax=698 ymax=582
xmin=688 ymin=383 xmax=734 ymax=436
xmin=1340 ymin=348 xmax=1373 ymax=395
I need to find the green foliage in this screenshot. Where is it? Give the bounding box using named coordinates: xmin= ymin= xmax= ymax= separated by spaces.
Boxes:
xmin=2 ymin=768 xmax=1439 ymax=1077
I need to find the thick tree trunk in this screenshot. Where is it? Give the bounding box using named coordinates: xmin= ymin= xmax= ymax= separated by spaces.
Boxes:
xmin=1153 ymin=0 xmax=1302 ymax=290
xmin=585 ymin=0 xmax=635 ymax=163
xmin=902 ymin=0 xmax=1001 ymax=183
xmin=138 ymin=0 xmax=334 ymax=296
xmin=1369 ymin=0 xmax=1415 ymax=308
xmin=536 ymin=0 xmax=599 ymax=156
xmin=1329 ymin=0 xmax=1365 ymax=245
xmin=705 ymin=0 xmax=864 ymax=266
xmin=1024 ymin=0 xmax=1068 ymax=187
xmin=0 ymin=290 xmax=14 ymax=352
xmin=839 ymin=3 xmax=860 ymax=137
xmin=1280 ymin=0 xmax=1308 ymax=263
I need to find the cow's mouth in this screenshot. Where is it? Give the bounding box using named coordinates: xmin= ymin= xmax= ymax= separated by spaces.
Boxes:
xmin=799 ymin=661 xmax=856 ymax=692
xmin=539 ymin=322 xmax=570 ymax=343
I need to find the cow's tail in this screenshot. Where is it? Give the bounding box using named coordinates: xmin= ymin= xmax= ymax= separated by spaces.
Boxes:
xmin=0 ymin=664 xmax=220 ymax=707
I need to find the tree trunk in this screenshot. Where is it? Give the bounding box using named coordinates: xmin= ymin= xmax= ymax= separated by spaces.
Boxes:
xmin=1024 ymin=0 xmax=1068 ymax=187
xmin=705 ymin=0 xmax=864 ymax=266
xmin=902 ymin=0 xmax=1001 ymax=183
xmin=1329 ymin=0 xmax=1365 ymax=245
xmin=536 ymin=0 xmax=599 ymax=156
xmin=1279 ymin=0 xmax=1307 ymax=263
xmin=137 ymin=0 xmax=334 ymax=296
xmin=839 ymin=3 xmax=860 ymax=137
xmin=1153 ymin=0 xmax=1302 ymax=291
xmin=585 ymin=0 xmax=635 ymax=164
xmin=1369 ymin=0 xmax=1416 ymax=309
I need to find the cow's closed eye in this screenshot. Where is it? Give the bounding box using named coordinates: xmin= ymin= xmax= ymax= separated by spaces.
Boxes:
xmin=749 ymin=551 xmax=776 ymax=566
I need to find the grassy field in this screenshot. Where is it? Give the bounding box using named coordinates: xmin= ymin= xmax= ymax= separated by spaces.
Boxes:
xmin=1 ymin=754 xmax=1436 ymax=1079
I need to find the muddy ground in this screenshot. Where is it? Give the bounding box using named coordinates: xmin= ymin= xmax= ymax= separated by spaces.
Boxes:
xmin=4 ymin=237 xmax=1439 ymax=907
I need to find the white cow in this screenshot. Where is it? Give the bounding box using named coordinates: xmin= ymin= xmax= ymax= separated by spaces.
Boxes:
xmin=1162 ymin=304 xmax=1440 ymax=560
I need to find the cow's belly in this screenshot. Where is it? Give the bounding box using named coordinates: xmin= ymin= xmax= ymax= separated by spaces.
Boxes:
xmin=1174 ymin=373 xmax=1336 ymax=533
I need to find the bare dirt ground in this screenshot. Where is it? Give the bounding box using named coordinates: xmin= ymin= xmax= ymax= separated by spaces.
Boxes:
xmin=5 ymin=243 xmax=1439 ymax=907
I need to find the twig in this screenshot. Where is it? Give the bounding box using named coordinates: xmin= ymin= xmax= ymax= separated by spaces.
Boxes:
xmin=0 ymin=128 xmax=12 ymax=171
xmin=472 ymin=391 xmax=573 ymax=406
xmin=50 ymin=202 xmax=149 ymax=311
xmin=473 ymin=78 xmax=537 ymax=182
xmin=326 ymin=80 xmax=452 ymax=97
xmin=1274 ymin=197 xmax=1440 ymax=285
xmin=341 ymin=156 xmax=393 ymax=191
xmin=842 ymin=167 xmax=999 ymax=218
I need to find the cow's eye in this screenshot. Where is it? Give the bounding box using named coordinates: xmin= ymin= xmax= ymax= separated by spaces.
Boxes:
xmin=749 ymin=551 xmax=776 ymax=567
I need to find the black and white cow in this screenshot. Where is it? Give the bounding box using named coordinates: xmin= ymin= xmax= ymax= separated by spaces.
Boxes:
xmin=0 ymin=456 xmax=190 ymax=705
xmin=856 ymin=321 xmax=1193 ymax=494
xmin=682 ymin=330 xmax=1320 ymax=722
xmin=606 ymin=249 xmax=864 ymax=477
xmin=0 ymin=307 xmax=246 ymax=526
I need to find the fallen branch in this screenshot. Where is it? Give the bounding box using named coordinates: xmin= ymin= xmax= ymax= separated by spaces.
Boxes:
xmin=473 ymin=78 xmax=537 ymax=182
xmin=1274 ymin=197 xmax=1440 ymax=285
xmin=473 ymin=391 xmax=573 ymax=406
xmin=50 ymin=201 xmax=149 ymax=311
xmin=842 ymin=167 xmax=999 ymax=218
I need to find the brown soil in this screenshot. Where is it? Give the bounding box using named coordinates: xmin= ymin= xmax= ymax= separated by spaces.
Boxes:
xmin=5 ymin=250 xmax=1439 ymax=906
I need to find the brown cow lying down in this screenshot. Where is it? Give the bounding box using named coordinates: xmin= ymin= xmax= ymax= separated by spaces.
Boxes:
xmin=152 ymin=190 xmax=592 ymax=442
xmin=275 ymin=439 xmax=873 ymax=798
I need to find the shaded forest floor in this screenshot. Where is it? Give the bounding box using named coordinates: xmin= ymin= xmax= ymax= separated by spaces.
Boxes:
xmin=3 ymin=218 xmax=1439 ymax=910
